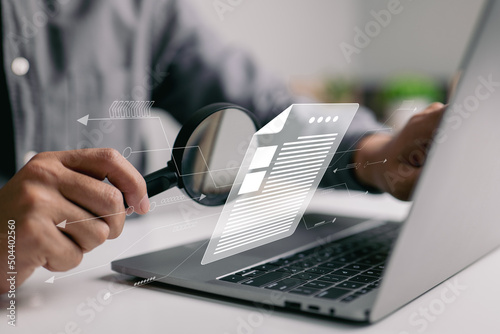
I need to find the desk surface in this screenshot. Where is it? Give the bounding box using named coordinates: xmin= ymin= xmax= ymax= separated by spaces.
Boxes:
xmin=2 ymin=190 xmax=499 ymax=334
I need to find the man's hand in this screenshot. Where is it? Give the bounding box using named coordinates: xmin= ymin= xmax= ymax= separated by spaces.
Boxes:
xmin=0 ymin=149 xmax=149 ymax=293
xmin=354 ymin=103 xmax=446 ymax=200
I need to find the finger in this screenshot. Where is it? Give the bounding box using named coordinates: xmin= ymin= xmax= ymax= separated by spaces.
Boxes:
xmin=58 ymin=168 xmax=127 ymax=239
xmin=38 ymin=221 xmax=84 ymax=272
xmin=53 ymin=200 xmax=113 ymax=253
xmin=388 ymin=164 xmax=422 ymax=201
xmin=36 ymin=185 xmax=115 ymax=252
xmin=420 ymin=102 xmax=445 ymax=114
xmin=401 ymin=167 xmax=422 ymax=201
xmin=58 ymin=149 xmax=149 ymax=214
xmin=400 ymin=105 xmax=446 ymax=164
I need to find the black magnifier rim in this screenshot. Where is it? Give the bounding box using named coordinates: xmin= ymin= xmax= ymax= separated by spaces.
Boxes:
xmin=171 ymin=102 xmax=261 ymax=198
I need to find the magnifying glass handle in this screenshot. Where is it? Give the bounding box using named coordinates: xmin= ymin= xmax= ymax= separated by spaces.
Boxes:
xmin=124 ymin=166 xmax=178 ymax=209
xmin=144 ymin=166 xmax=178 ymax=198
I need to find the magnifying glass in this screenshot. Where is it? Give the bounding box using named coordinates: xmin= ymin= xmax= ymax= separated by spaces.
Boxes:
xmin=139 ymin=103 xmax=260 ymax=206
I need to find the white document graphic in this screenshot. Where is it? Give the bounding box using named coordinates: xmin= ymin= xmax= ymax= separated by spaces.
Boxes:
xmin=201 ymin=104 xmax=359 ymax=265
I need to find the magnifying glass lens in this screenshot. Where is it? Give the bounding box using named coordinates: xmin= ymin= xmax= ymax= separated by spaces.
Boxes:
xmin=139 ymin=103 xmax=260 ymax=207
xmin=179 ymin=108 xmax=257 ymax=206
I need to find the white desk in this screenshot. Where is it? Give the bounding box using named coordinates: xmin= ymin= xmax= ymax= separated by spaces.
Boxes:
xmin=2 ymin=191 xmax=499 ymax=334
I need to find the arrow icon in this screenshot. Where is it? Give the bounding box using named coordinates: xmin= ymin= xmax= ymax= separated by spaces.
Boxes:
xmin=77 ymin=115 xmax=90 ymax=126
xmin=364 ymin=159 xmax=388 ymax=168
xmin=76 ymin=114 xmax=134 ymax=126
xmin=56 ymin=220 xmax=67 ymax=228
xmin=77 ymin=109 xmax=155 ymax=126
xmin=77 ymin=114 xmax=118 ymax=126
xmin=199 ymin=194 xmax=206 ymax=201
xmin=333 ymin=163 xmax=360 ymax=173
xmin=45 ymin=276 xmax=55 ymax=284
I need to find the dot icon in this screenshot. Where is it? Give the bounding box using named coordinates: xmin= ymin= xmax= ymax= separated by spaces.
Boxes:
xmin=309 ymin=117 xmax=315 ymax=123
xmin=325 ymin=116 xmax=331 ymax=122
xmin=122 ymin=147 xmax=132 ymax=159
xmin=317 ymin=117 xmax=324 ymax=123
xmin=126 ymin=206 xmax=135 ymax=216
xmin=333 ymin=116 xmax=339 ymax=122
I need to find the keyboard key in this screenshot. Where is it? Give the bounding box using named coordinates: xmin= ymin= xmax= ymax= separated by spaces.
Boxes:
xmin=318 ymin=261 xmax=345 ymax=270
xmin=270 ymin=258 xmax=294 ymax=266
xmin=332 ymin=254 xmax=359 ymax=263
xmin=292 ymin=273 xmax=321 ymax=281
xmin=236 ymin=269 xmax=265 ymax=277
xmin=294 ymin=261 xmax=316 ymax=268
xmin=356 ymin=288 xmax=371 ymax=295
xmin=219 ymin=274 xmax=250 ymax=283
xmin=305 ymin=267 xmax=331 ymax=275
xmin=344 ymin=263 xmax=371 ymax=271
xmin=330 ymin=269 xmax=360 ymax=277
xmin=265 ymin=278 xmax=305 ymax=291
xmin=316 ymin=288 xmax=351 ymax=300
xmin=337 ymin=281 xmax=365 ymax=289
xmin=363 ymin=269 xmax=383 ymax=277
xmin=276 ymin=266 xmax=303 ymax=274
xmin=364 ymin=281 xmax=380 ymax=291
xmin=235 ymin=269 xmax=255 ymax=276
xmin=307 ymin=256 xmax=330 ymax=264
xmin=319 ymin=275 xmax=346 ymax=283
xmin=349 ymin=275 xmax=378 ymax=284
xmin=242 ymin=272 xmax=289 ymax=287
xmin=358 ymin=257 xmax=383 ymax=265
xmin=289 ymin=287 xmax=320 ymax=296
xmin=341 ymin=294 xmax=360 ymax=303
xmin=303 ymin=280 xmax=333 ymax=289
xmin=251 ymin=264 xmax=279 ymax=272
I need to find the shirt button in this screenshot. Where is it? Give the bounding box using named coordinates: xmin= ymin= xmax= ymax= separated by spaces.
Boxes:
xmin=23 ymin=151 xmax=38 ymax=165
xmin=11 ymin=57 xmax=30 ymax=76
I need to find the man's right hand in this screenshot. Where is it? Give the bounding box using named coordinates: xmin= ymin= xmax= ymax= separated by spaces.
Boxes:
xmin=0 ymin=148 xmax=149 ymax=293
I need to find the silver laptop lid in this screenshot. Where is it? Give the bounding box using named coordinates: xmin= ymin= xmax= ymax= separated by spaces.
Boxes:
xmin=372 ymin=0 xmax=500 ymax=322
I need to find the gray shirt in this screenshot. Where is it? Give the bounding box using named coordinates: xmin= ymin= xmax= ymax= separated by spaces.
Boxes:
xmin=1 ymin=0 xmax=380 ymax=192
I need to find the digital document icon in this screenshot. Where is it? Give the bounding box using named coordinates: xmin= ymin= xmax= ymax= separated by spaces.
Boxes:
xmin=201 ymin=104 xmax=359 ymax=264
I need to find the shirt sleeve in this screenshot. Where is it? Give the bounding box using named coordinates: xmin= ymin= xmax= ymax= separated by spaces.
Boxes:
xmin=149 ymin=0 xmax=384 ymax=194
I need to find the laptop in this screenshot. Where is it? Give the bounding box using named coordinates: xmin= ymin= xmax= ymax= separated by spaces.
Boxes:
xmin=112 ymin=0 xmax=500 ymax=322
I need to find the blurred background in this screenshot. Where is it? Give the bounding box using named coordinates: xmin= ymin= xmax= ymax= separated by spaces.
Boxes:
xmin=188 ymin=0 xmax=485 ymax=128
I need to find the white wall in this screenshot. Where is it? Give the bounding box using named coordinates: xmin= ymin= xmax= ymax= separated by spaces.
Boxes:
xmin=356 ymin=0 xmax=485 ymax=83
xmin=190 ymin=0 xmax=485 ymax=84
xmin=190 ymin=0 xmax=358 ymax=79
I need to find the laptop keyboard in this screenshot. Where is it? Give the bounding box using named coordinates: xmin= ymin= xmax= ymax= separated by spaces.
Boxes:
xmin=218 ymin=223 xmax=400 ymax=303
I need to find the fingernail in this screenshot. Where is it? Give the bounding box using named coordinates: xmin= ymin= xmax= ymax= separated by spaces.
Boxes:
xmin=139 ymin=194 xmax=150 ymax=214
